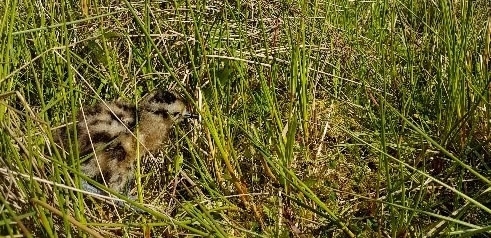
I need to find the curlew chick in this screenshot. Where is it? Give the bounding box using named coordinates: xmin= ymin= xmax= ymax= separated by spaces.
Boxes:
xmin=72 ymin=90 xmax=195 ymax=195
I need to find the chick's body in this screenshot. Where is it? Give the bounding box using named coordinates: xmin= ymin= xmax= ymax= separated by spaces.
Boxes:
xmin=75 ymin=90 xmax=191 ymax=193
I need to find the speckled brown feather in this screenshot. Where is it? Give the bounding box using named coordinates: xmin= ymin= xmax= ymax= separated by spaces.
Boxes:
xmin=67 ymin=90 xmax=193 ymax=194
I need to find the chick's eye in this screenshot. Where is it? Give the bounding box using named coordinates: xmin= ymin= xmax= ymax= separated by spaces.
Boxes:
xmin=172 ymin=112 xmax=180 ymax=117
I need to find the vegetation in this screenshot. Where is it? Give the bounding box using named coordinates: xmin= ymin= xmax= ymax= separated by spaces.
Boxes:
xmin=1 ymin=0 xmax=490 ymax=237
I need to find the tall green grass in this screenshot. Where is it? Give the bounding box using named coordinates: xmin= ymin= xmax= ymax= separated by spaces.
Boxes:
xmin=1 ymin=0 xmax=490 ymax=236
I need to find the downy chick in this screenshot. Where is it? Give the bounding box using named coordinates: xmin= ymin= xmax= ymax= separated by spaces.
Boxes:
xmin=74 ymin=90 xmax=195 ymax=194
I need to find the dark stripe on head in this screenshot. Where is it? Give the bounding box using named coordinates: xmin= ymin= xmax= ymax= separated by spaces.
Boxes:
xmin=153 ymin=108 xmax=169 ymax=118
xmin=152 ymin=90 xmax=177 ymax=104
xmin=91 ymin=132 xmax=116 ymax=144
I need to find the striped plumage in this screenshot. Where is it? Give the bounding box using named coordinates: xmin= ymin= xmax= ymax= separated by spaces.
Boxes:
xmin=69 ymin=90 xmax=194 ymax=194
